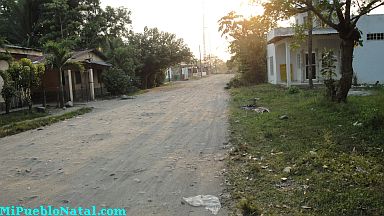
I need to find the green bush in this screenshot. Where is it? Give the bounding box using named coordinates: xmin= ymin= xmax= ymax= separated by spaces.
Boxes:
xmin=360 ymin=107 xmax=384 ymax=130
xmin=102 ymin=68 xmax=132 ymax=95
xmin=287 ymin=86 xmax=300 ymax=94
xmin=226 ymin=75 xmax=251 ymax=88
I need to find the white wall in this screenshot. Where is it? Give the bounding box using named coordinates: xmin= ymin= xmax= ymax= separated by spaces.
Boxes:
xmin=181 ymin=67 xmax=189 ymax=79
xmin=314 ymin=36 xmax=342 ymax=80
xmin=295 ymin=12 xmax=307 ymax=25
xmin=267 ymin=43 xmax=276 ymax=84
xmin=165 ymin=68 xmax=172 ymax=80
xmin=354 ymin=15 xmax=384 ymax=84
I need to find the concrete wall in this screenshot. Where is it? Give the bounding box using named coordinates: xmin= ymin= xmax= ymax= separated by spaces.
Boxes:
xmin=354 ymin=15 xmax=384 ymax=84
xmin=267 ymin=43 xmax=276 ymax=84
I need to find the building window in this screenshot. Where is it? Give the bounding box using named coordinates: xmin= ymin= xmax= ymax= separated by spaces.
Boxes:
xmin=367 ymin=33 xmax=384 ymax=41
xmin=269 ymin=56 xmax=274 ymax=76
xmin=305 ymin=53 xmax=316 ymax=79
xmin=75 ymin=71 xmax=81 ymax=84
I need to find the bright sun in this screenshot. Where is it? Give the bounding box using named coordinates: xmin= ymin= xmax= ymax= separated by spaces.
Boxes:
xmin=235 ymin=0 xmax=264 ymax=17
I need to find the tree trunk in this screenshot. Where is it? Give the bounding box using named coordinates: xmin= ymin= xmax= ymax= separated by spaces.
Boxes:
xmin=307 ymin=11 xmax=314 ymax=89
xmin=5 ymin=100 xmax=10 ymax=114
xmin=42 ymin=73 xmax=46 ymax=107
xmin=142 ymin=73 xmax=148 ymax=89
xmin=28 ymin=70 xmax=33 ymax=112
xmin=28 ymin=94 xmax=32 ymax=112
xmin=336 ymin=38 xmax=354 ymax=102
xmin=58 ymin=68 xmax=65 ymax=108
xmin=43 ymin=87 xmax=46 ymax=107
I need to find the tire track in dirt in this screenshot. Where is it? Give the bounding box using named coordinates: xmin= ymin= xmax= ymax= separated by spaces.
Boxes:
xmin=0 ymin=74 xmax=233 ymax=215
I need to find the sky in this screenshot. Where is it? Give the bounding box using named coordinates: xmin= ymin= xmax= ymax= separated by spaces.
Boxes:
xmin=100 ymin=0 xmax=384 ymax=61
xmin=100 ymin=0 xmax=263 ymax=61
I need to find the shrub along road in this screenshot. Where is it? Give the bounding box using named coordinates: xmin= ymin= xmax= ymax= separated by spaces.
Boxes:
xmin=0 ymin=74 xmax=233 ymax=215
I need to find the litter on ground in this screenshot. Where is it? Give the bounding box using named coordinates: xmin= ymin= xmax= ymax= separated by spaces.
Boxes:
xmin=182 ymin=195 xmax=221 ymax=215
xmin=241 ymin=105 xmax=270 ymax=113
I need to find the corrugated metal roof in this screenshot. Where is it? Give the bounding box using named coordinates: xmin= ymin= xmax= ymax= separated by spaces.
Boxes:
xmin=3 ymin=44 xmax=42 ymax=52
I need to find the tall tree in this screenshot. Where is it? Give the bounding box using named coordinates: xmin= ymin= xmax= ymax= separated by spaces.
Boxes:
xmin=38 ymin=0 xmax=85 ymax=47
xmin=131 ymin=27 xmax=193 ymax=89
xmin=1 ymin=0 xmax=133 ymax=49
xmin=103 ymin=37 xmax=140 ymax=77
xmin=0 ymin=0 xmax=43 ymax=47
xmin=263 ymin=0 xmax=384 ymax=102
xmin=219 ymin=12 xmax=275 ymax=84
xmin=102 ymin=6 xmax=132 ymax=39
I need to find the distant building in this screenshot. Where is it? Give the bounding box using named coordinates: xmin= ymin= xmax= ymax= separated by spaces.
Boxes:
xmin=267 ymin=14 xmax=384 ymax=85
xmin=166 ymin=63 xmax=198 ymax=81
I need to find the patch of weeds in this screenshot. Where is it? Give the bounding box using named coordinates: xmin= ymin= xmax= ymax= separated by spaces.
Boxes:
xmin=237 ymin=198 xmax=261 ymax=216
xmin=287 ymin=86 xmax=300 ymax=94
xmin=0 ymin=107 xmax=92 ymax=138
xmin=227 ymin=84 xmax=384 ymax=215
xmin=360 ymin=107 xmax=384 ymax=130
xmin=0 ymin=110 xmax=48 ymax=127
xmin=263 ymin=131 xmax=273 ymax=139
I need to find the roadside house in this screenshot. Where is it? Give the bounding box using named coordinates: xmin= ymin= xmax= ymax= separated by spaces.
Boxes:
xmin=267 ymin=14 xmax=384 ymax=86
xmin=34 ymin=49 xmax=112 ymax=105
xmin=0 ymin=45 xmax=43 ymax=112
xmin=166 ymin=63 xmax=198 ymax=81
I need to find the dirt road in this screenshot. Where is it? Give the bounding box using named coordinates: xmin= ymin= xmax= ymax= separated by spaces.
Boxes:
xmin=0 ymin=74 xmax=233 ymax=215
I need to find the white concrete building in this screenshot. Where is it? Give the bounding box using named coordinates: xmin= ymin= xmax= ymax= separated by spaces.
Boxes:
xmin=267 ymin=14 xmax=384 ymax=86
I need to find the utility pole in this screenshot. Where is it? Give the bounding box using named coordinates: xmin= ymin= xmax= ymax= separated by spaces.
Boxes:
xmin=202 ymin=0 xmax=208 ymax=75
xmin=199 ymin=45 xmax=203 ymax=78
xmin=203 ymin=14 xmax=207 ymax=61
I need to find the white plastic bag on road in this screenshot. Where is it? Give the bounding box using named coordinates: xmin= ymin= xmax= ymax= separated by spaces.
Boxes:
xmin=182 ymin=195 xmax=221 ymax=215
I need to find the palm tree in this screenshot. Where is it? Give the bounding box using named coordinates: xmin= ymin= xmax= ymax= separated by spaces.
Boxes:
xmin=44 ymin=40 xmax=83 ymax=108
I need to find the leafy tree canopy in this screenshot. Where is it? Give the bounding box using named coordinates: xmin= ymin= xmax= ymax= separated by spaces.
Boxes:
xmin=219 ymin=12 xmax=275 ymax=85
xmin=130 ymin=27 xmax=193 ymax=89
xmin=0 ymin=0 xmax=132 ymax=49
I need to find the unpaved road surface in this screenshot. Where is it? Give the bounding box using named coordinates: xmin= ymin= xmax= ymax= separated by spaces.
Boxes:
xmin=0 ymin=74 xmax=233 ymax=215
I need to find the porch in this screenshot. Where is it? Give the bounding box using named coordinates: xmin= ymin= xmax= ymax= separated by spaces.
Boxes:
xmin=267 ymin=28 xmax=341 ymax=86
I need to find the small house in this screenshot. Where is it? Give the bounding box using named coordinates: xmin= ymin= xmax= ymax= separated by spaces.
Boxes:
xmin=34 ymin=49 xmax=111 ymax=104
xmin=166 ymin=63 xmax=198 ymax=81
xmin=267 ymin=14 xmax=384 ymax=86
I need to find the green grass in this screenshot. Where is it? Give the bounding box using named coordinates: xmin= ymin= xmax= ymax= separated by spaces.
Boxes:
xmin=0 ymin=110 xmax=49 ymax=127
xmin=0 ymin=107 xmax=92 ymax=138
xmin=227 ymin=84 xmax=384 ymax=216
